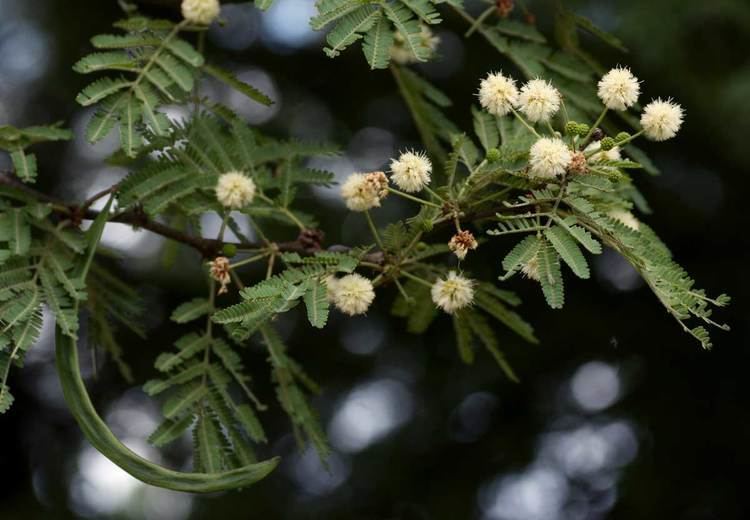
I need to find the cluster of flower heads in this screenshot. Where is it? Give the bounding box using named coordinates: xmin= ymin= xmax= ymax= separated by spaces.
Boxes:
xmin=478 ymin=66 xmax=684 ymax=179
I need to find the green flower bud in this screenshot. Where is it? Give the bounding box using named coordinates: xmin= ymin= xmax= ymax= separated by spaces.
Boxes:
xmin=416 ymin=242 xmax=428 ymax=251
xmin=565 ymin=121 xmax=579 ymax=135
xmin=575 ymin=123 xmax=590 ymax=136
xmin=616 ymin=131 xmax=631 ymax=143
xmin=222 ymin=243 xmax=238 ymax=258
xmin=486 ymin=147 xmax=501 ymax=163
xmin=421 ymin=219 xmax=433 ymax=232
xmin=600 ymin=137 xmax=616 ymax=151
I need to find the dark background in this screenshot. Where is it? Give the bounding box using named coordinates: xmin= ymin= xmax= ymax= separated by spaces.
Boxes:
xmin=0 ymin=0 xmax=747 ymax=518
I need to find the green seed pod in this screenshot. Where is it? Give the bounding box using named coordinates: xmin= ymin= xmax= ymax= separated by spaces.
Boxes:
xmin=565 ymin=121 xmax=579 ymax=135
xmin=416 ymin=242 xmax=428 ymax=251
xmin=421 ymin=219 xmax=433 ymax=232
xmin=222 ymin=243 xmax=238 ymax=258
xmin=600 ymin=137 xmax=616 ymax=151
xmin=616 ymin=131 xmax=631 ymax=143
xmin=486 ymin=147 xmax=501 ymax=162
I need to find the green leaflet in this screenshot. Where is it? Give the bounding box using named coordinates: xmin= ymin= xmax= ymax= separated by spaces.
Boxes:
xmin=537 ymin=239 xmax=565 ymax=309
xmin=472 ymin=105 xmax=499 ymax=151
xmin=303 ymin=279 xmax=330 ymax=328
xmin=203 ymin=64 xmax=273 ymax=106
xmin=171 ymin=298 xmax=211 ymax=324
xmin=544 ymin=226 xmax=590 ymax=279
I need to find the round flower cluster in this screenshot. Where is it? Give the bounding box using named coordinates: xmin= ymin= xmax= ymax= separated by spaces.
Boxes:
xmin=216 ymin=172 xmax=256 ymax=209
xmin=341 ymin=171 xmax=389 ymax=212
xmin=517 ymin=79 xmax=561 ymax=123
xmin=327 ymin=274 xmax=375 ymax=316
xmin=529 ymin=137 xmax=572 ymax=178
xmin=478 ymin=72 xmax=519 ymax=117
xmin=431 ymin=271 xmax=475 ymax=314
xmin=390 ymin=151 xmax=432 ymax=193
xmin=181 ymin=0 xmax=220 ymax=25
xmin=597 ymin=66 xmax=640 ymax=111
xmin=640 ymin=99 xmax=684 ymax=141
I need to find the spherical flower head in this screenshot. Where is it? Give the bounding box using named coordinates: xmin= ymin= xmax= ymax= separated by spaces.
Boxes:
xmin=181 ymin=0 xmax=220 ymax=25
xmin=391 ymin=25 xmax=440 ymax=64
xmin=216 ymin=171 xmax=256 ymax=209
xmin=324 ymin=276 xmax=339 ymax=303
xmin=584 ymin=142 xmax=622 ymax=163
xmin=521 ymin=257 xmax=540 ymax=281
xmin=341 ymin=173 xmax=385 ymax=212
xmin=448 ymin=230 xmax=478 ymax=260
xmin=431 ymin=271 xmax=475 ymax=314
xmin=518 ymin=79 xmax=561 ymax=123
xmin=598 ymin=67 xmax=640 ymax=111
xmin=390 ymin=151 xmax=432 ymax=193
xmin=208 ymin=256 xmax=231 ymax=294
xmin=640 ymin=99 xmax=684 ymax=141
xmin=608 ymin=209 xmax=640 ymax=231
xmin=528 ymin=137 xmax=572 ymax=179
xmin=478 ymin=72 xmax=519 ymax=117
xmin=332 ymin=274 xmax=375 ymax=316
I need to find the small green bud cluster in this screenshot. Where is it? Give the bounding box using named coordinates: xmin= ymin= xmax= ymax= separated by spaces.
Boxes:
xmin=565 ymin=121 xmax=590 ymax=137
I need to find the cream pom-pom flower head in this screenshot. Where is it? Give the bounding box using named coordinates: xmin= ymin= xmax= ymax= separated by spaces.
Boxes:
xmin=478 ymin=71 xmax=519 ymax=117
xmin=216 ymin=171 xmax=256 ymax=209
xmin=431 ymin=271 xmax=475 ymax=314
xmin=389 ymin=151 xmax=432 ymax=193
xmin=518 ymin=79 xmax=561 ymax=123
xmin=341 ymin=172 xmax=388 ymax=212
xmin=181 ymin=0 xmax=220 ymax=25
xmin=640 ymin=99 xmax=684 ymax=141
xmin=597 ymin=67 xmax=640 ymax=111
xmin=528 ymin=137 xmax=572 ymax=179
xmin=331 ymin=274 xmax=375 ymax=316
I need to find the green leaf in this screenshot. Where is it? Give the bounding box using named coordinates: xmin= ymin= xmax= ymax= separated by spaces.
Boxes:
xmin=86 ymin=93 xmax=128 ymax=143
xmin=464 ymin=310 xmax=519 ymax=382
xmin=544 ymin=226 xmax=590 ymax=279
xmin=10 ymin=149 xmax=37 ymax=183
xmin=165 ymin=39 xmax=204 ymax=67
xmin=453 ymin=311 xmax=474 ymax=364
xmin=148 ymin=415 xmax=195 ymax=447
xmin=7 ymin=209 xmax=30 ymax=257
xmin=163 ymin=383 xmax=209 ymax=419
xmin=472 ymin=105 xmax=499 ymax=152
xmin=361 ymin=14 xmax=394 ymax=70
xmin=119 ymin=95 xmax=141 ymax=158
xmin=76 ymin=77 xmax=131 ymax=106
xmin=553 ymin=216 xmax=602 ymax=254
xmin=501 ymin=235 xmax=539 ymax=275
xmin=203 ymin=64 xmax=273 ymax=106
xmin=324 ymin=7 xmax=381 ymax=58
xmin=537 ymin=240 xmax=564 ymax=309
xmin=303 ymin=280 xmax=329 ymax=329
xmin=171 ymin=298 xmax=211 ymax=324
xmin=573 ymin=14 xmax=628 ymax=52
xmin=73 ymin=51 xmax=137 ymax=73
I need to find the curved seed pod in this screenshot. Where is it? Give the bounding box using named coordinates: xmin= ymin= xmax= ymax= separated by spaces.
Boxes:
xmin=54 ymin=195 xmax=279 ymax=493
